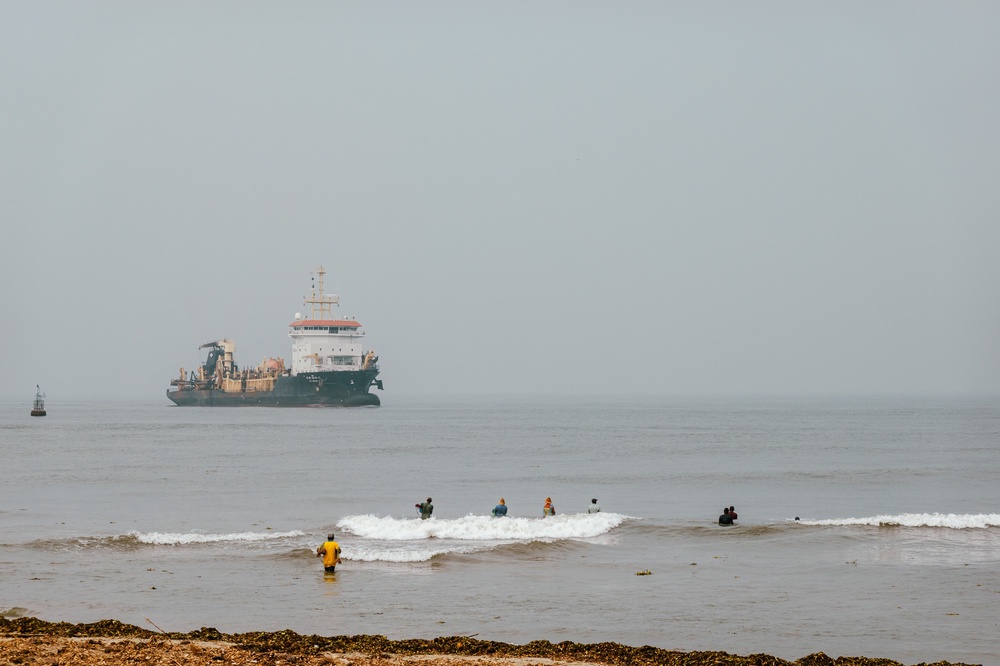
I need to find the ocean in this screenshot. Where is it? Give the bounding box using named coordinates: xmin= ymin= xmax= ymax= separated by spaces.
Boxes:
xmin=2 ymin=395 xmax=998 ymax=665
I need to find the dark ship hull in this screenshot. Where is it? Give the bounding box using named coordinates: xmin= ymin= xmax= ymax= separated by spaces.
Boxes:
xmin=167 ymin=370 xmax=382 ymax=407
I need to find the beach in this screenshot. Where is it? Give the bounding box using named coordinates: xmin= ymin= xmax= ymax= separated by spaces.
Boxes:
xmin=0 ymin=618 xmax=981 ymax=666
xmin=4 ymin=397 xmax=998 ymax=664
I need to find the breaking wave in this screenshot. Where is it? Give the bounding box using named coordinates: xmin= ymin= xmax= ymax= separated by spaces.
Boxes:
xmin=40 ymin=530 xmax=307 ymax=550
xmin=337 ymin=512 xmax=629 ymax=541
xmin=130 ymin=530 xmax=306 ymax=545
xmin=345 ymin=541 xmax=497 ymax=563
xmin=794 ymin=513 xmax=1000 ymax=529
xmin=335 ymin=513 xmax=630 ymax=563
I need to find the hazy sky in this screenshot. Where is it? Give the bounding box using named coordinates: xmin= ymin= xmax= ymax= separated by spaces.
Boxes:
xmin=2 ymin=2 xmax=999 ymax=400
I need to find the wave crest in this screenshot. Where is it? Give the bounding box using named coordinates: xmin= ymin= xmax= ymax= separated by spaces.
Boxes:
xmin=795 ymin=513 xmax=1000 ymax=529
xmin=334 ymin=513 xmax=630 ymax=563
xmin=25 ymin=530 xmax=306 ymax=552
xmin=337 ymin=513 xmax=628 ymax=541
xmin=131 ymin=530 xmax=305 ymax=545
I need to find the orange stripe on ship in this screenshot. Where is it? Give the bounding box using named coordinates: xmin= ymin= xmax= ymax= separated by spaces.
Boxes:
xmin=289 ymin=320 xmax=361 ymax=328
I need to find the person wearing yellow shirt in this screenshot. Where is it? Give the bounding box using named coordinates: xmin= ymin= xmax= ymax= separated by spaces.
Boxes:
xmin=316 ymin=533 xmax=341 ymax=573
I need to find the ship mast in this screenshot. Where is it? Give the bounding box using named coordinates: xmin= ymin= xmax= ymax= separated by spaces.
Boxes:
xmin=304 ymin=265 xmax=339 ymax=320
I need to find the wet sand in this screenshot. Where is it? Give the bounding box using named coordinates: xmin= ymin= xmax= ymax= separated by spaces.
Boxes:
xmin=0 ymin=618 xmax=979 ymax=666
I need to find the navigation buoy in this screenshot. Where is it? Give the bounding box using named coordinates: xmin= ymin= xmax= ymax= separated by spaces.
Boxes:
xmin=30 ymin=385 xmax=46 ymax=417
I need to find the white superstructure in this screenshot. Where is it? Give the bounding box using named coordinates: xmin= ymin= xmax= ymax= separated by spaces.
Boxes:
xmin=288 ymin=266 xmax=373 ymax=375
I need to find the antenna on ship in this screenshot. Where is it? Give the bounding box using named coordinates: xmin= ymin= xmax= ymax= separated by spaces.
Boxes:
xmin=305 ymin=265 xmax=339 ymax=320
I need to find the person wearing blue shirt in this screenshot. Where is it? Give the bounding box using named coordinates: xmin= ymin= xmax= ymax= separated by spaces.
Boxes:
xmin=492 ymin=498 xmax=508 ymax=516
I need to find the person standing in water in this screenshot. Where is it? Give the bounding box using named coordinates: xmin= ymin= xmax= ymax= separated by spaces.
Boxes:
xmin=316 ymin=533 xmax=341 ymax=573
xmin=719 ymin=507 xmax=734 ymax=525
xmin=588 ymin=498 xmax=601 ymax=513
xmin=492 ymin=498 xmax=508 ymax=517
xmin=542 ymin=497 xmax=555 ymax=517
xmin=416 ymin=497 xmax=433 ymax=520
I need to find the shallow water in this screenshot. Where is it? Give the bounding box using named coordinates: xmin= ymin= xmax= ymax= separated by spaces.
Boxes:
xmin=2 ymin=395 xmax=998 ymax=664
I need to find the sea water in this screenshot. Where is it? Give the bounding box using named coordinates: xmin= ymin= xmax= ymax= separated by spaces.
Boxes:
xmin=1 ymin=395 xmax=998 ymax=665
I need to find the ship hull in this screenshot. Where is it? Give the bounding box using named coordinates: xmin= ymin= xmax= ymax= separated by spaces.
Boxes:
xmin=166 ymin=371 xmax=381 ymax=407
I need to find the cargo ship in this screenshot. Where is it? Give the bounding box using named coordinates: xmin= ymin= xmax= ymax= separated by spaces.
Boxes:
xmin=167 ymin=266 xmax=383 ymax=407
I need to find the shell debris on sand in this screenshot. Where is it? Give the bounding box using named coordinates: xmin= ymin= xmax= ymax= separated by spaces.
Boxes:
xmin=0 ymin=617 xmax=982 ymax=666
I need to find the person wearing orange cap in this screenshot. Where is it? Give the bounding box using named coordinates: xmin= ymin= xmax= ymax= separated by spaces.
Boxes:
xmin=542 ymin=497 xmax=555 ymax=517
xmin=492 ymin=498 xmax=508 ymax=517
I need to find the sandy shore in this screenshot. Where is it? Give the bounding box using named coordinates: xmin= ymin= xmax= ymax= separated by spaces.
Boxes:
xmin=0 ymin=618 xmax=978 ymax=666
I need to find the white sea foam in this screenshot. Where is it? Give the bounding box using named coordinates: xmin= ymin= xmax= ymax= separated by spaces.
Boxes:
xmin=345 ymin=542 xmax=493 ymax=563
xmin=795 ymin=513 xmax=1000 ymax=529
xmin=334 ymin=513 xmax=629 ymax=562
xmin=337 ymin=512 xmax=628 ymax=541
xmin=132 ymin=530 xmax=306 ymax=545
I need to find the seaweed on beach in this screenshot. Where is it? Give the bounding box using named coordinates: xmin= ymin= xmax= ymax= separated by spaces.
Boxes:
xmin=0 ymin=617 xmax=980 ymax=666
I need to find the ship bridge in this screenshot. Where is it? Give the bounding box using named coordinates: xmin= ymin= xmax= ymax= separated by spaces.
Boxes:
xmin=288 ymin=266 xmax=374 ymax=375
